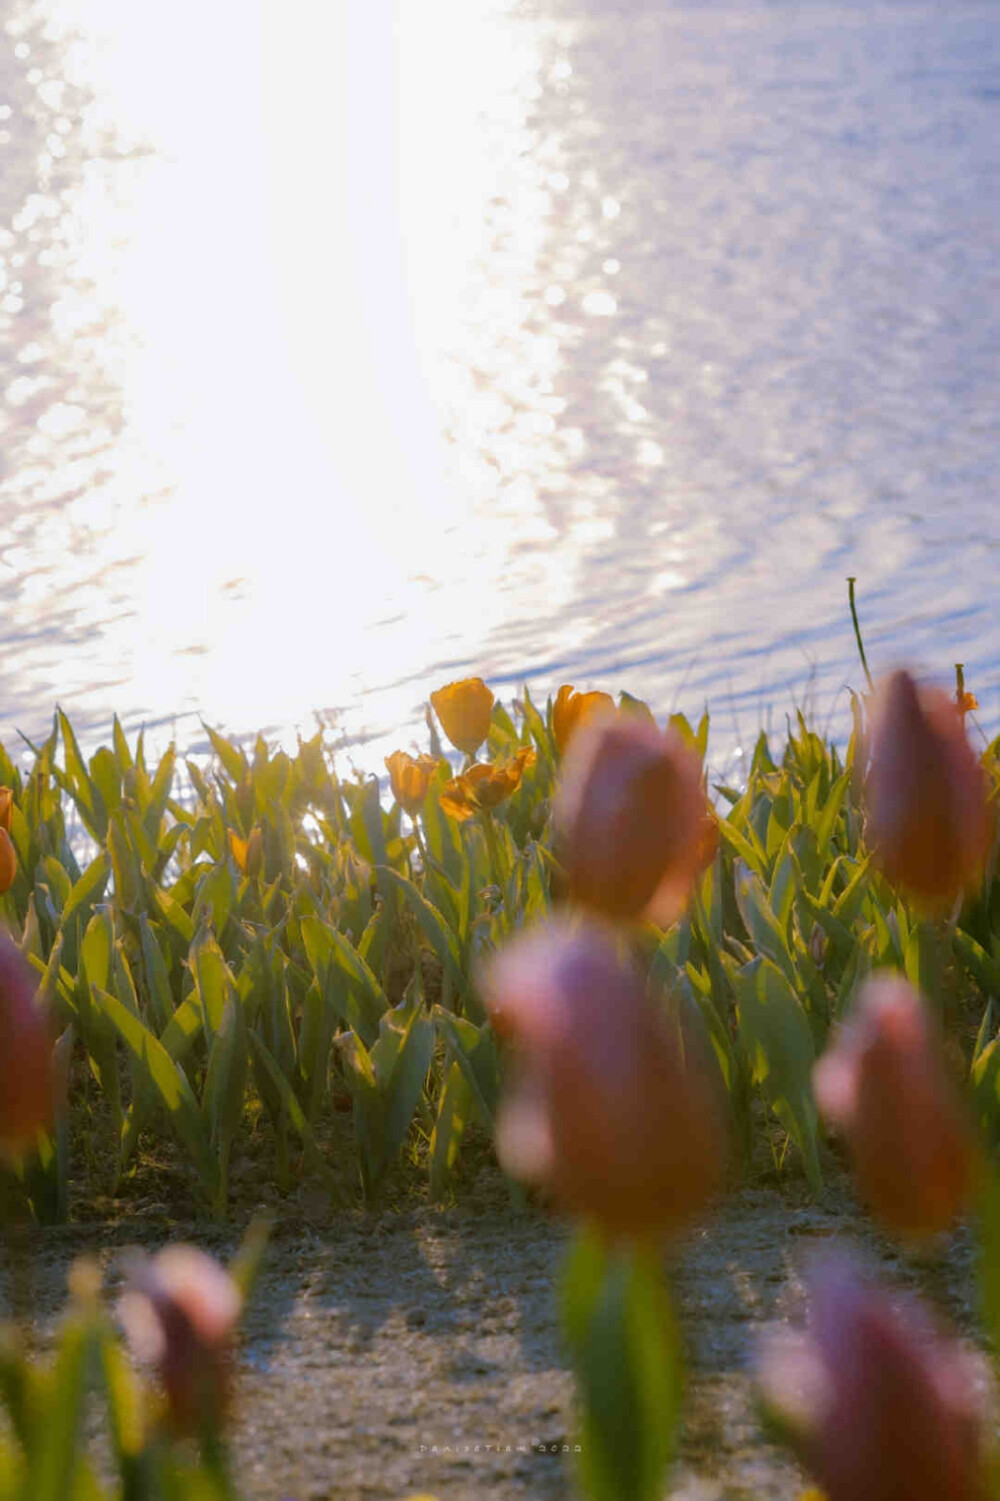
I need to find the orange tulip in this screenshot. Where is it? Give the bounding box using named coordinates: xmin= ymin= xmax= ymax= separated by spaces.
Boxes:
xmin=385 ymin=750 xmax=439 ymax=816
xmin=119 ymin=1245 xmax=242 ymax=1438
xmin=553 ymin=714 xmax=709 ymax=925
xmin=0 ymin=828 xmax=16 ymax=894
xmin=0 ymin=929 xmax=53 ymax=1153
xmin=552 ymin=684 xmax=616 ymax=754
xmin=865 ymin=669 xmax=991 ymax=911
xmin=482 ymin=919 xmax=724 ymax=1240
xmin=758 ymin=1253 xmax=989 ymax=1501
xmin=430 ymin=678 xmax=495 ymax=757
xmin=0 ymin=787 xmax=13 ymax=833
xmin=439 ymin=749 xmax=536 ymax=821
xmin=813 ymin=975 xmax=977 ymax=1242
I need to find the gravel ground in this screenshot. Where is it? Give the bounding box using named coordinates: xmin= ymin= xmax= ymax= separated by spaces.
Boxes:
xmin=0 ymin=1166 xmax=984 ymax=1501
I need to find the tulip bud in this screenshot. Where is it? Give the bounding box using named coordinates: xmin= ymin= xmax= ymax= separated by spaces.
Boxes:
xmin=757 ymin=1253 xmax=989 ymax=1501
xmin=0 ymin=787 xmax=13 ymax=834
xmin=430 ymin=678 xmax=495 ymax=757
xmin=0 ymin=828 xmax=16 ymax=894
xmin=551 ymin=685 xmax=616 ymax=755
xmin=813 ymin=974 xmax=977 ymax=1241
xmin=808 ymin=923 xmax=827 ymax=969
xmin=385 ymin=750 xmax=440 ymax=817
xmin=865 ymin=669 xmax=992 ymax=910
xmin=0 ymin=930 xmax=53 ymax=1154
xmin=482 ymin=919 xmax=724 ymax=1240
xmin=119 ymin=1246 xmax=242 ymax=1438
xmin=245 ymin=826 xmax=264 ymax=879
xmin=227 ymin=828 xmax=248 ymax=874
xmin=553 ymin=715 xmax=709 ymax=925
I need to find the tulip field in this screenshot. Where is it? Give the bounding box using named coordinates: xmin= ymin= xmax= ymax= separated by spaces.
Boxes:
xmin=3 ymin=612 xmax=1000 ymax=1498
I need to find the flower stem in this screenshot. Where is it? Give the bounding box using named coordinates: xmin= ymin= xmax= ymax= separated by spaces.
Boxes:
xmin=847 ymin=577 xmax=874 ymax=692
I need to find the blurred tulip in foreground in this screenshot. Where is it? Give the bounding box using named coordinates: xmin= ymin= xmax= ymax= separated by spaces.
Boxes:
xmin=0 ymin=828 xmax=15 ymax=894
xmin=119 ymin=1245 xmax=242 ymax=1438
xmin=385 ymin=750 xmax=440 ymax=816
xmin=440 ymin=749 xmax=536 ymax=821
xmin=430 ymin=678 xmax=495 ymax=757
xmin=0 ymin=929 xmax=53 ymax=1154
xmin=482 ymin=919 xmax=724 ymax=1239
xmin=551 ymin=684 xmax=616 ymax=754
xmin=553 ymin=714 xmax=708 ymax=925
xmin=866 ymin=668 xmax=991 ymax=910
xmin=757 ymin=1253 xmax=989 ymax=1501
xmin=813 ymin=974 xmax=977 ymax=1242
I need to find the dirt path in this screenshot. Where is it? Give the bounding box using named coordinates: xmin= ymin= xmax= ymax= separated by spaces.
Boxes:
xmin=1 ymin=1170 xmax=982 ymax=1501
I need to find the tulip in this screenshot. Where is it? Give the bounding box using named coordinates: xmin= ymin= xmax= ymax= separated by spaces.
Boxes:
xmin=119 ymin=1245 xmax=242 ymax=1438
xmin=757 ymin=1253 xmax=989 ymax=1501
xmin=0 ymin=828 xmax=15 ymax=894
xmin=482 ymin=919 xmax=724 ymax=1240
xmin=227 ymin=827 xmax=263 ymax=877
xmin=865 ymin=668 xmax=991 ymax=910
xmin=955 ymin=663 xmax=978 ymax=723
xmin=0 ymin=930 xmax=52 ymax=1152
xmin=553 ymin=714 xmax=709 ymax=925
xmin=0 ymin=787 xmax=13 ymax=834
xmin=0 ymin=929 xmax=53 ymax=1153
xmin=430 ymin=678 xmax=495 ymax=757
xmin=439 ymin=749 xmax=536 ymax=821
xmin=385 ymin=750 xmax=440 ymax=816
xmin=227 ymin=829 xmax=248 ymax=873
xmin=812 ymin=974 xmax=977 ymax=1241
xmin=551 ymin=684 xmax=616 ymax=755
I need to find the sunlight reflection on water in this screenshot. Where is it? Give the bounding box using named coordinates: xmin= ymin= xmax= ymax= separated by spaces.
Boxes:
xmin=0 ymin=0 xmax=997 ymax=786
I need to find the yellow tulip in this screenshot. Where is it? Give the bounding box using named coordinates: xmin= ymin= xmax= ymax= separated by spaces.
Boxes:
xmin=229 ymin=826 xmax=264 ymax=877
xmin=430 ymin=678 xmax=495 ymax=757
xmin=440 ymin=749 xmax=536 ymax=821
xmin=227 ymin=829 xmax=248 ymax=873
xmin=0 ymin=828 xmax=16 ymax=894
xmin=385 ymin=750 xmax=439 ymax=816
xmin=0 ymin=787 xmax=12 ymax=834
xmin=552 ymin=685 xmax=616 ymax=754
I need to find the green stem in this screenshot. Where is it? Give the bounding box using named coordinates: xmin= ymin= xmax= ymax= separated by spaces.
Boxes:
xmin=847 ymin=577 xmax=874 ymax=692
xmin=200 ymin=1427 xmax=238 ymax=1501
xmin=411 ymin=818 xmax=430 ymax=879
xmin=479 ymin=810 xmax=507 ymax=887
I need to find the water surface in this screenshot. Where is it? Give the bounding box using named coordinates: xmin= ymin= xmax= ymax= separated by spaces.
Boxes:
xmin=0 ymin=0 xmax=997 ymax=776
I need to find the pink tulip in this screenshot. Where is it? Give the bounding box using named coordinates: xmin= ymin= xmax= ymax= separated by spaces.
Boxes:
xmin=866 ymin=669 xmax=992 ymax=911
xmin=119 ymin=1246 xmax=242 ymax=1437
xmin=0 ymin=929 xmax=53 ymax=1154
xmin=482 ymin=919 xmax=724 ymax=1240
xmin=553 ymin=713 xmax=709 ymax=925
xmin=758 ymin=1254 xmax=989 ymax=1501
xmin=813 ymin=975 xmax=976 ymax=1242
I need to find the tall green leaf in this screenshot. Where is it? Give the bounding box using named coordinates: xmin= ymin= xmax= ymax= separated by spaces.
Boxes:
xmin=734 ymin=957 xmax=822 ymax=1193
xmin=559 ymin=1226 xmax=683 ymax=1501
